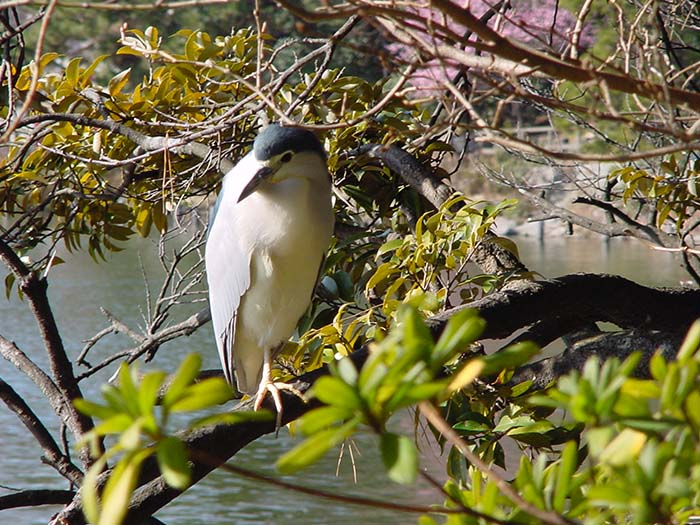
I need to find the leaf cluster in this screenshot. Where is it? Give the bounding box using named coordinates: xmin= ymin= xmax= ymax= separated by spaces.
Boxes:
xmin=74 ymin=354 xmax=259 ymax=525
xmin=277 ymin=305 xmax=486 ymax=485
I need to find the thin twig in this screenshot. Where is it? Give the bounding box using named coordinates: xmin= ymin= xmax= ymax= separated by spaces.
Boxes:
xmin=418 ymin=401 xmax=577 ymax=525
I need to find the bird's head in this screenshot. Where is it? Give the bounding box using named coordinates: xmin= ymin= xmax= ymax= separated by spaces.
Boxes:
xmin=238 ymin=123 xmax=328 ymax=203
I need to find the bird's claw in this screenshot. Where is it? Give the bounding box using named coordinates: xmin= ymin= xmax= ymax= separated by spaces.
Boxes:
xmin=253 ymin=381 xmax=305 ymax=431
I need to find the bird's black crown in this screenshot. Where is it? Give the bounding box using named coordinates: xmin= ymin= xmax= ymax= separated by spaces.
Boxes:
xmin=253 ymin=123 xmax=326 ymax=161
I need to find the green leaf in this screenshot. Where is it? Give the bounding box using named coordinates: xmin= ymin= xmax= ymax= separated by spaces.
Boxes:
xmin=108 ymin=68 xmax=132 ymax=97
xmin=376 ymin=238 xmax=404 ymax=256
xmin=507 ymin=420 xmax=555 ymax=435
xmin=276 ymin=418 xmax=358 ymax=474
xmin=313 ymin=376 xmax=362 ymax=410
xmin=677 ymin=319 xmax=700 ymax=362
xmin=299 ymin=406 xmax=353 ymax=435
xmin=649 ymin=351 xmax=667 ymax=381
xmin=553 ymin=440 xmax=578 ymax=512
xmin=119 ymin=419 xmax=143 ymax=450
xmin=99 ymin=450 xmax=149 ymax=525
xmin=74 ymin=398 xmax=116 ymax=420
xmin=432 ymin=309 xmax=485 ymax=370
xmin=157 ymin=436 xmax=191 ymax=489
xmin=117 ymin=362 xmax=140 ymax=416
xmin=169 ymin=378 xmax=233 ymax=413
xmin=91 ymin=413 xmax=133 ymax=437
xmin=335 ymin=357 xmax=358 ymax=386
xmin=447 ymin=359 xmax=484 ymax=393
xmin=493 ymin=415 xmax=534 ymax=433
xmin=138 ymin=371 xmax=166 ymax=416
xmin=598 ymin=428 xmax=646 ymax=466
xmin=365 ymin=262 xmax=397 ymax=291
xmin=191 ymin=409 xmax=274 ymax=428
xmin=162 ymin=354 xmax=202 ymax=409
xmin=81 ymin=454 xmax=109 ymax=524
xmin=4 ymin=272 xmax=15 ymax=299
xmin=380 ymin=433 xmax=418 ymax=484
xmin=399 ymin=306 xmax=432 ymax=361
xmin=481 ymin=341 xmax=540 ymax=376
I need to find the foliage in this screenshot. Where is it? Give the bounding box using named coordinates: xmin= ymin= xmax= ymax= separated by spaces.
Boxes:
xmin=610 ymin=156 xmax=700 ymax=233
xmin=277 ymin=305 xmax=486 ymax=483
xmin=74 ymin=353 xmax=268 ymax=525
xmin=2 ymin=2 xmax=700 ymax=525
xmin=286 ymin=195 xmax=517 ymax=378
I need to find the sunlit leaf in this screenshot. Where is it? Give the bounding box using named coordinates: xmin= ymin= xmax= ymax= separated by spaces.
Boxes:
xmin=162 ymin=354 xmax=202 ymax=409
xmin=169 ymin=378 xmax=233 ymax=412
xmin=157 ymin=436 xmax=191 ymax=489
xmin=276 ymin=418 xmax=358 ymax=474
xmin=380 ymin=433 xmax=418 ymax=484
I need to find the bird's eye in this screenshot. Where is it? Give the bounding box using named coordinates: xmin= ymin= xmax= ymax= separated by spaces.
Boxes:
xmin=280 ymin=152 xmax=293 ymax=163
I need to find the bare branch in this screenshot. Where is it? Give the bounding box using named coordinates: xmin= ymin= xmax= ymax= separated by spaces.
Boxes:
xmin=0 ymin=489 xmax=75 ymax=510
xmin=0 ymin=378 xmax=83 ymax=484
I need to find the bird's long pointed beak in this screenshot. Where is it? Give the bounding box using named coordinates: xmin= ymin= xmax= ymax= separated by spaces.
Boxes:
xmin=238 ymin=166 xmax=274 ymax=202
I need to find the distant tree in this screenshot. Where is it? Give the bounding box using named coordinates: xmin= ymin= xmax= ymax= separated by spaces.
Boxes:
xmin=2 ymin=2 xmax=700 ymax=525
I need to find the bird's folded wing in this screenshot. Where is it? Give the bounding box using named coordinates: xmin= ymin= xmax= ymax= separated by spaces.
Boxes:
xmin=206 ymin=192 xmax=252 ymax=386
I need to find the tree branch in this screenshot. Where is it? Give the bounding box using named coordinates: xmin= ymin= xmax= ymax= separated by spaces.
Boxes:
xmin=0 ymin=489 xmax=75 ymax=510
xmin=431 ymin=273 xmax=700 ymax=340
xmin=510 ymin=329 xmax=682 ymax=390
xmin=0 ymin=378 xmax=83 ymax=484
xmin=51 ymin=349 xmax=368 ymax=525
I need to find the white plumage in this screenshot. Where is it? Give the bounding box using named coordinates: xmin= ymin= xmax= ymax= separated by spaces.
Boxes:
xmin=205 ymin=124 xmax=333 ymax=418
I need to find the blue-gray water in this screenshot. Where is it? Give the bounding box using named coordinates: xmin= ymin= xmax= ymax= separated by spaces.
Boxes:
xmin=0 ymin=235 xmax=691 ymax=524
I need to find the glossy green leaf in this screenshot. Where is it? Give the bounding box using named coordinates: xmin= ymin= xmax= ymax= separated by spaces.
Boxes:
xmin=299 ymin=405 xmax=353 ymax=435
xmin=276 ymin=418 xmax=358 ymax=474
xmin=157 ymin=436 xmax=191 ymax=489
xmin=91 ymin=413 xmax=133 ymax=437
xmin=117 ymin=363 xmax=140 ymax=416
xmin=99 ymin=450 xmax=149 ymax=525
xmin=481 ymin=341 xmax=540 ymax=376
xmin=192 ymin=409 xmax=274 ymax=428
xmin=81 ymin=454 xmax=109 ymax=525
xmin=169 ymin=377 xmax=233 ymax=413
xmin=677 ymin=319 xmax=700 ymax=362
xmin=138 ymin=371 xmax=167 ymax=415
xmin=162 ymin=354 xmax=202 ymax=409
xmin=313 ymin=376 xmax=362 ymax=410
xmin=553 ymin=440 xmax=578 ymax=512
xmin=598 ymin=428 xmax=646 ymax=466
xmin=74 ymin=398 xmax=116 ymax=420
xmin=380 ymin=432 xmax=418 ymax=484
xmin=432 ymin=309 xmax=485 ymax=370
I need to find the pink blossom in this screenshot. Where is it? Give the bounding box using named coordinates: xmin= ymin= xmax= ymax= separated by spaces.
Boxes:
xmin=387 ymin=0 xmax=596 ymax=94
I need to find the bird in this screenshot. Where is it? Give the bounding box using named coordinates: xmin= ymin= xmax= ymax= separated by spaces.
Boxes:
xmin=205 ymin=123 xmax=334 ymax=426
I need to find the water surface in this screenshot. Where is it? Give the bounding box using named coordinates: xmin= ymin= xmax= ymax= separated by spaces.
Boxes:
xmin=0 ymin=235 xmax=691 ymax=524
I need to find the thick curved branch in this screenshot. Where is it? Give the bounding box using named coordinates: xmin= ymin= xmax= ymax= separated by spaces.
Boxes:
xmin=511 ymin=329 xmax=682 ymax=390
xmin=431 ymin=273 xmax=700 ymax=339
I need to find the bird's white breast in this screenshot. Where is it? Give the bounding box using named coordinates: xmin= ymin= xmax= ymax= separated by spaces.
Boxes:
xmin=223 ymin=156 xmax=333 ymax=392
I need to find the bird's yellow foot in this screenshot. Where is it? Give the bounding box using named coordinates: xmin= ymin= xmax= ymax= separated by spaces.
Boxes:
xmin=253 ymin=380 xmax=305 ymax=430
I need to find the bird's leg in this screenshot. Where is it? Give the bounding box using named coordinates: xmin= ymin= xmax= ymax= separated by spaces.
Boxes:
xmin=253 ymin=347 xmax=305 ymax=430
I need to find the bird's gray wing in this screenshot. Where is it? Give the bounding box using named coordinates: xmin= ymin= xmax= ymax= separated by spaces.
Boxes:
xmin=205 ymin=171 xmax=252 ymax=387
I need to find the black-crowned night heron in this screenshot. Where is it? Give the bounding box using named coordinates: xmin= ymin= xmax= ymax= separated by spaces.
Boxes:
xmin=205 ymin=123 xmax=334 ymax=424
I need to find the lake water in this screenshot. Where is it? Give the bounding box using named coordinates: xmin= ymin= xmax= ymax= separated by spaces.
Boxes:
xmin=0 ymin=234 xmax=691 ymax=524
